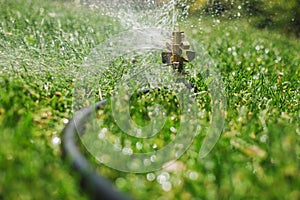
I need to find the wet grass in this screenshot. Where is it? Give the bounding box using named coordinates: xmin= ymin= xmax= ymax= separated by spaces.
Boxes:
xmin=0 ymin=0 xmax=299 ymax=199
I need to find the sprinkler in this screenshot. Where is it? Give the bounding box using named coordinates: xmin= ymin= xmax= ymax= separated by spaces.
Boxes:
xmin=62 ymin=30 xmax=196 ymax=200
xmin=162 ymin=31 xmax=195 ymax=73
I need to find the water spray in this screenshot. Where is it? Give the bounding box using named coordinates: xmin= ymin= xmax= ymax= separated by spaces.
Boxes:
xmin=60 ymin=1 xmax=227 ymax=200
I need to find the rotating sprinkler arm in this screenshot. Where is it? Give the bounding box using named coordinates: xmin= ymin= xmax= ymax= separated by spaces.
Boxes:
xmin=161 ymin=31 xmax=195 ymax=72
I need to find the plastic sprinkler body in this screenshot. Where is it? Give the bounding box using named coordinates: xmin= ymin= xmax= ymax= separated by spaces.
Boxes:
xmin=162 ymin=31 xmax=195 ymax=73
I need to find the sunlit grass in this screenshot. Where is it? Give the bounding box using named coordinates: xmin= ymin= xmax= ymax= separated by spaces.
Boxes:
xmin=0 ymin=0 xmax=299 ymax=199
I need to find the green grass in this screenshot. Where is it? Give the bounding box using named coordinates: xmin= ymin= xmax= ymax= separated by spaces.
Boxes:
xmin=0 ymin=0 xmax=299 ymax=199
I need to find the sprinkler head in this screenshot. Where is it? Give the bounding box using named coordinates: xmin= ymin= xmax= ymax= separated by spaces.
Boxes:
xmin=162 ymin=31 xmax=195 ymax=73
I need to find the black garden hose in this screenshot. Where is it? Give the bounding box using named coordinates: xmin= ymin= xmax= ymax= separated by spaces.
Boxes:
xmin=62 ymin=100 xmax=131 ymax=200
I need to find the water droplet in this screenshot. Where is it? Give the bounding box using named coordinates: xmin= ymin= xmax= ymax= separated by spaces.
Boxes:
xmin=122 ymin=147 xmax=133 ymax=155
xmin=260 ymin=134 xmax=268 ymax=143
xmin=189 ymin=171 xmax=199 ymax=180
xmin=253 ymin=73 xmax=260 ymax=80
xmin=51 ymin=136 xmax=61 ymax=145
xmin=62 ymin=118 xmax=69 ymax=124
xmin=150 ymin=155 xmax=156 ymax=162
xmin=157 ymin=172 xmax=170 ymax=184
xmin=275 ymin=57 xmax=282 ymax=63
xmin=279 ymin=71 xmax=284 ymax=76
xmin=265 ymin=49 xmax=269 ymax=54
xmin=153 ymin=144 xmax=157 ymax=149
xmin=146 ymin=173 xmax=156 ymax=181
xmin=257 ymin=57 xmax=262 ymax=62
xmin=136 ymin=142 xmax=143 ymax=150
xmin=162 ymin=181 xmax=172 ymax=191
xmin=170 ymin=126 xmax=177 ymax=133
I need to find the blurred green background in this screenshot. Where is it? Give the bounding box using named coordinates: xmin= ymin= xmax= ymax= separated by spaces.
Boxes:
xmin=177 ymin=0 xmax=300 ymax=37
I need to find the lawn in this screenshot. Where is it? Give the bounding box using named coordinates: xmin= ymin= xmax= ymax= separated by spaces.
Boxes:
xmin=0 ymin=0 xmax=299 ymax=200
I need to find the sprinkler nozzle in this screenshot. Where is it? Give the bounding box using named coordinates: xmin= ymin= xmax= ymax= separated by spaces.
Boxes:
xmin=162 ymin=31 xmax=195 ymax=72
